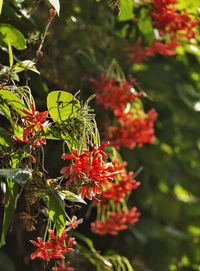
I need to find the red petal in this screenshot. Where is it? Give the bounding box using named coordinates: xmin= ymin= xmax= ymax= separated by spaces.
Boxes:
xmin=61 ymin=154 xmax=76 ymax=160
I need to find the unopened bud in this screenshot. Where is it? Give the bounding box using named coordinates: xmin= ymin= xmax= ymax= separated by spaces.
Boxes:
xmin=50 ymin=9 xmax=56 ymax=19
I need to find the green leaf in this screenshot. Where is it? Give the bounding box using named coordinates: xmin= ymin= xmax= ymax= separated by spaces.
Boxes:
xmin=0 ymin=0 xmax=3 ymax=15
xmin=74 ymin=232 xmax=112 ymax=267
xmin=61 ymin=130 xmax=79 ymax=151
xmin=0 ymin=90 xmax=30 ymax=116
xmin=138 ymin=8 xmax=154 ymax=35
xmin=73 ymin=232 xmax=96 ymax=252
xmin=176 ymin=0 xmax=200 ymax=14
xmin=10 ymin=152 xmax=28 ymax=168
xmin=0 ymin=66 xmax=10 ymax=78
xmin=60 ymin=190 xmax=87 ymax=204
xmin=8 ymin=42 xmax=13 ymax=67
xmin=0 ymin=66 xmax=19 ymax=81
xmin=48 ymin=191 xmax=66 ymax=235
xmin=77 ymin=245 xmax=97 ymax=265
xmin=48 ymin=0 xmax=60 ymax=15
xmin=118 ymin=0 xmax=134 ymax=22
xmin=47 ymin=91 xmax=80 ymax=122
xmin=0 ymin=23 xmax=26 ymax=50
xmin=13 ymin=60 xmax=40 ymax=74
xmin=0 ymin=128 xmax=13 ymax=147
xmin=0 ymin=180 xmax=18 ymax=247
xmin=0 ymin=168 xmax=31 ymax=184
xmin=10 ymin=71 xmax=19 ymax=81
xmin=0 ymin=103 xmax=13 ymax=125
xmin=43 ymin=126 xmax=63 ymax=140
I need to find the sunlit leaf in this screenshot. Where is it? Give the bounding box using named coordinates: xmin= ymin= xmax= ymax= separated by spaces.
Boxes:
xmin=8 ymin=41 xmax=13 ymax=67
xmin=138 ymin=8 xmax=154 ymax=35
xmin=118 ymin=0 xmax=134 ymax=21
xmin=0 ymin=0 xmax=3 ymax=15
xmin=0 ymin=23 xmax=26 ymax=50
xmin=176 ymin=0 xmax=200 ymax=14
xmin=60 ymin=190 xmax=87 ymax=204
xmin=13 ymin=60 xmax=40 ymax=74
xmin=47 ymin=91 xmax=80 ymax=122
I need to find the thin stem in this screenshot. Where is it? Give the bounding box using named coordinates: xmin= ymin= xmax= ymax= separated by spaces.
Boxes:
xmin=33 ymin=14 xmax=55 ymax=64
xmin=43 ymin=217 xmax=50 ymax=242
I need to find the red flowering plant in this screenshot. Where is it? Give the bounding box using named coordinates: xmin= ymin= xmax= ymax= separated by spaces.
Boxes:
xmin=0 ymin=4 xmax=162 ymax=271
xmin=126 ymin=0 xmax=200 ymax=63
xmin=107 ymin=108 xmax=157 ymax=149
xmin=0 ymin=78 xmax=141 ymax=270
xmin=91 ymin=62 xmax=157 ymax=150
xmin=30 ymin=230 xmax=75 ymax=261
xmin=90 ymin=73 xmax=142 ymax=115
xmin=149 ymin=0 xmax=200 ymax=40
xmin=91 ymin=157 xmax=141 ymax=235
xmin=13 ymin=102 xmax=49 ymax=147
xmin=60 ymin=142 xmax=121 ymax=200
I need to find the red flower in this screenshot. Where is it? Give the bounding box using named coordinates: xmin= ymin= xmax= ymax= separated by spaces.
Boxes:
xmin=92 ymin=160 xmax=140 ymax=207
xmin=52 ymin=261 xmax=74 ymax=271
xmin=30 ymin=230 xmax=75 ymax=261
xmin=21 ymin=103 xmax=48 ymax=131
xmin=33 ymin=137 xmax=46 ymax=148
xmin=91 ymin=74 xmax=142 ymax=115
xmin=107 ymin=109 xmax=157 ymax=149
xmin=91 ymin=207 xmax=140 ymax=235
xmin=13 ymin=103 xmax=48 ymax=147
xmin=126 ymin=39 xmax=178 ymax=63
xmin=30 ymin=237 xmax=51 ymax=261
xmin=46 ymin=230 xmax=75 ymax=255
xmin=61 ymin=142 xmax=121 ymax=200
xmin=149 ymin=0 xmax=200 ymax=40
xmin=126 ymin=39 xmax=148 ymax=63
xmin=126 ymin=1 xmax=200 ymax=63
xmin=65 ymin=215 xmax=83 ymax=231
xmin=101 ymin=171 xmax=140 ymax=204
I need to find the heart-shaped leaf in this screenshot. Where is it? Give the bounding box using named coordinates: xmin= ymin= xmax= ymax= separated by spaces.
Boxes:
xmin=47 ymin=91 xmax=80 ymax=122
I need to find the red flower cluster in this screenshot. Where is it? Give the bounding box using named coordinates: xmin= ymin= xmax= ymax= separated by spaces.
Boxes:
xmin=126 ymin=39 xmax=178 ymax=63
xmin=91 ymin=74 xmax=157 ymax=149
xmin=101 ymin=172 xmax=140 ymax=204
xmin=91 ymin=73 xmax=142 ymax=115
xmin=52 ymin=261 xmax=74 ymax=271
xmin=149 ymin=0 xmax=200 ymax=40
xmin=126 ymin=0 xmax=200 ymax=63
xmin=13 ymin=103 xmax=48 ymax=147
xmin=91 ymin=207 xmax=140 ymax=235
xmin=30 ymin=230 xmax=75 ymax=261
xmin=61 ymin=142 xmax=121 ymax=200
xmin=107 ymin=109 xmax=157 ymax=149
xmin=92 ymin=160 xmax=140 ymax=207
